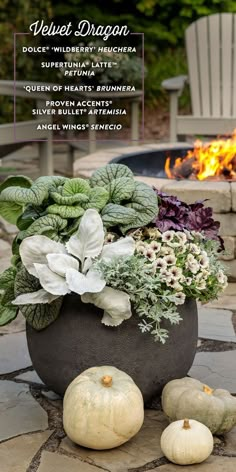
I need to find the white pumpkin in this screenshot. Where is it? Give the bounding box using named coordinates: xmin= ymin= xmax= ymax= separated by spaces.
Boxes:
xmin=63 ymin=366 xmax=144 ymax=450
xmin=162 ymin=377 xmax=236 ymax=434
xmin=160 ymin=418 xmax=213 ymax=465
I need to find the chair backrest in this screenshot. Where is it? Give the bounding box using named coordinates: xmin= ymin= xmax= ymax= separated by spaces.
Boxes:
xmin=185 ymin=13 xmax=236 ymax=117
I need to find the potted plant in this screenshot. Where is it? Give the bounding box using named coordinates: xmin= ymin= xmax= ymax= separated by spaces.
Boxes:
xmin=0 ymin=164 xmax=227 ymax=402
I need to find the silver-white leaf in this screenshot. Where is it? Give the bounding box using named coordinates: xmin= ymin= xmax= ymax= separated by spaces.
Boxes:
xmin=20 ymin=235 xmax=67 ymax=277
xmin=66 ymin=267 xmax=106 ymax=295
xmin=34 ymin=263 xmax=69 ymax=296
xmin=12 ymin=289 xmax=59 ymax=305
xmin=66 ymin=209 xmax=104 ymax=264
xmin=100 ymin=236 xmax=135 ymax=262
xmin=81 ymin=286 xmax=132 ymax=326
xmin=46 ymin=253 xmax=79 ymax=277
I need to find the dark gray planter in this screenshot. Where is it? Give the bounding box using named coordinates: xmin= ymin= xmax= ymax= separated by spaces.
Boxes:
xmin=26 ymin=295 xmax=198 ymax=403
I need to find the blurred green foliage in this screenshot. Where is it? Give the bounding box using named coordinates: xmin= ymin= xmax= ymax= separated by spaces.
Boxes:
xmin=52 ymin=0 xmax=236 ymax=47
xmin=50 ymin=0 xmax=236 ymax=107
xmin=145 ymin=48 xmax=190 ymax=108
xmin=0 ymin=0 xmax=52 ymax=123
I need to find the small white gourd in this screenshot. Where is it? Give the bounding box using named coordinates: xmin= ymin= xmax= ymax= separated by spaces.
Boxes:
xmin=63 ymin=366 xmax=144 ymax=450
xmin=160 ymin=418 xmax=213 ymax=465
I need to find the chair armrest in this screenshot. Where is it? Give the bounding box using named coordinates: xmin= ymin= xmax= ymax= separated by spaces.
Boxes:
xmin=161 ymin=75 xmax=188 ymax=92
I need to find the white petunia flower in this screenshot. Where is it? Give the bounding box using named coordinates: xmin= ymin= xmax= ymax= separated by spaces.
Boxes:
xmin=155 ymin=258 xmax=168 ymax=271
xmin=169 ymin=266 xmax=183 ymax=278
xmin=187 ymin=254 xmax=196 ymax=263
xmin=136 ymin=245 xmax=147 ymax=256
xmin=159 ymin=268 xmax=168 ymax=276
xmin=164 ymin=254 xmax=177 ymax=266
xmin=185 ymin=277 xmax=192 ymax=286
xmin=160 ymin=270 xmax=173 ymax=282
xmin=198 ymin=255 xmax=209 ymax=268
xmin=173 ymin=292 xmax=186 ymax=305
xmin=164 ymin=254 xmax=177 ymax=265
xmin=217 ymin=270 xmax=228 ymax=286
xmin=160 ymin=246 xmax=175 ymax=256
xmin=189 ymin=243 xmax=201 ymax=255
xmin=145 ymin=248 xmax=156 ymax=261
xmin=195 ymin=272 xmax=203 ymax=282
xmin=196 ymin=280 xmax=206 ymax=290
xmin=136 ymin=241 xmax=146 ymax=249
xmin=162 ymin=231 xmax=174 ymax=243
xmin=188 ymin=262 xmax=200 ymax=274
xmin=166 ymin=278 xmax=183 ymax=291
xmin=176 ymin=232 xmax=187 ymax=244
xmin=150 ymin=240 xmax=161 ymax=252
xmin=178 ymin=245 xmax=187 ymax=254
xmin=166 ymin=239 xmax=183 ymax=248
xmin=183 ymin=229 xmax=194 ymax=240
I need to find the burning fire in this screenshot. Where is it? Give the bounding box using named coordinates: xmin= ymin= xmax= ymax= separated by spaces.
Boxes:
xmin=165 ymin=130 xmax=236 ymax=181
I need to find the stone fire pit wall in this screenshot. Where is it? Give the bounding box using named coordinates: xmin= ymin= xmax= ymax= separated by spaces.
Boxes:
xmin=73 ymin=143 xmax=236 ymax=281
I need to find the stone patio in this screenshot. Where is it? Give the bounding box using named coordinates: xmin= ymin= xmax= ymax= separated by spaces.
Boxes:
xmin=0 ymin=215 xmax=236 ymax=471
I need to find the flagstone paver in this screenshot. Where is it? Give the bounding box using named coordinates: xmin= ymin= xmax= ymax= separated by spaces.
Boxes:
xmin=0 ymin=380 xmax=48 ymax=440
xmin=0 ymin=238 xmax=11 ymax=250
xmin=0 ymin=255 xmax=12 ymax=272
xmin=156 ymin=456 xmax=236 ymax=471
xmin=0 ymin=217 xmax=17 ymax=235
xmin=0 ymin=431 xmax=51 ymax=472
xmin=189 ymin=350 xmax=236 ymax=393
xmin=41 ymin=390 xmax=61 ymax=401
xmin=0 ymin=312 xmax=25 ymax=335
xmin=0 ymin=240 xmax=12 ymax=271
xmin=205 ymin=296 xmax=236 ymax=311
xmin=15 ymin=370 xmax=44 ymax=385
xmin=198 ymin=307 xmax=236 ymax=342
xmin=37 ymin=451 xmax=102 ymax=472
xmin=224 ymin=426 xmax=236 ymax=456
xmin=0 ymin=332 xmax=31 ymax=374
xmin=60 ymin=410 xmax=168 ymax=472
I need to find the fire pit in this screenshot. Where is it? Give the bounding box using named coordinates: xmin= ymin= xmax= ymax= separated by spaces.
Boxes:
xmin=165 ymin=132 xmax=236 ymax=181
xmin=111 ymin=146 xmax=194 ymax=179
xmin=74 ymin=140 xmax=236 ymax=280
xmin=111 ymin=131 xmax=236 ymax=181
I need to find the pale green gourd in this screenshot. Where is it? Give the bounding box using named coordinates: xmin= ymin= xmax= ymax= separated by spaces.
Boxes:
xmin=63 ymin=366 xmax=144 ymax=450
xmin=162 ymin=377 xmax=236 ymax=434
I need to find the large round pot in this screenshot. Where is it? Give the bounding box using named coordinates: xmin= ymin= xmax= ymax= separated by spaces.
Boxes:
xmin=26 ymin=295 xmax=198 ymax=403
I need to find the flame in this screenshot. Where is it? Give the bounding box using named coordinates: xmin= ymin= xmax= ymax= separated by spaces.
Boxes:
xmin=165 ymin=130 xmax=236 ymax=180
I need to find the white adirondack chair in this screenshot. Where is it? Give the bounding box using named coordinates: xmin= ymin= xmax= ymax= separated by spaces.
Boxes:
xmin=162 ymin=13 xmax=236 ymax=141
xmin=0 ymin=80 xmax=53 ymax=175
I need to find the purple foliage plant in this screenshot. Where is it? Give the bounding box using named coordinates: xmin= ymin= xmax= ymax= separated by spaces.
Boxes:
xmin=153 ymin=189 xmax=224 ymax=249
